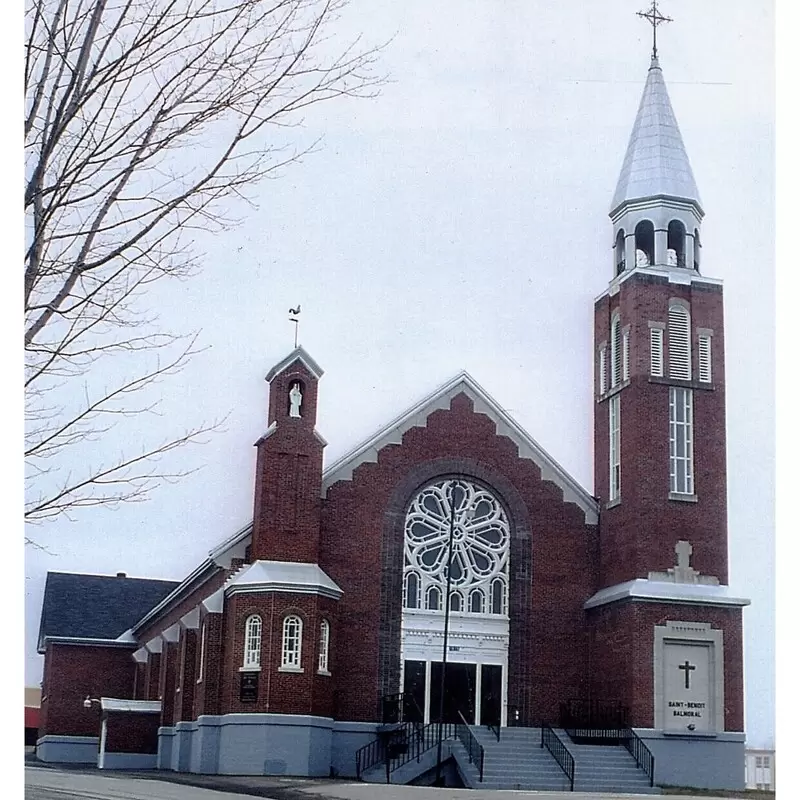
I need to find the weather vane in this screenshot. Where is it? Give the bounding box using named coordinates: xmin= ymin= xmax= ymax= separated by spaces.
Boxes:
xmin=637 ymin=0 xmax=672 ymax=59
xmin=288 ymin=304 xmax=301 ymax=348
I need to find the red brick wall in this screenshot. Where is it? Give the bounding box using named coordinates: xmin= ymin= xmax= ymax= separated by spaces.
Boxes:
xmin=173 ymin=629 xmax=197 ymax=723
xmin=320 ymin=392 xmax=595 ymax=724
xmin=158 ymin=642 xmax=178 ymax=727
xmin=144 ymin=652 xmax=161 ymax=701
xmin=594 ymin=274 xmax=728 ymax=587
xmin=194 ymin=611 xmax=224 ymax=718
xmin=588 ymin=601 xmax=743 ymax=731
xmin=217 ymin=591 xmax=337 ymax=717
xmin=105 ymin=712 xmax=159 ymax=754
xmin=252 ymin=359 xmax=323 ymax=563
xmin=39 ymin=644 xmax=136 ymax=737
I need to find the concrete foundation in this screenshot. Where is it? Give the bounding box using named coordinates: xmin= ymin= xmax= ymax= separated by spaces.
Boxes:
xmin=36 ymin=735 xmax=99 ymax=764
xmin=635 ymin=728 xmax=747 ymax=790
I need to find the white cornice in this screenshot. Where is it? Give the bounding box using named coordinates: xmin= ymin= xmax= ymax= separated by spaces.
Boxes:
xmin=584 ymin=579 xmax=750 ymax=610
xmin=321 ymin=372 xmax=599 ymax=525
xmin=594 ymin=265 xmax=723 ymax=304
xmin=224 ymin=560 xmax=343 ymax=600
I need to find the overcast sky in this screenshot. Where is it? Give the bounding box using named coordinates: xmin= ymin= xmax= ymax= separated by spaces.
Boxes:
xmin=24 ymin=0 xmax=775 ymax=748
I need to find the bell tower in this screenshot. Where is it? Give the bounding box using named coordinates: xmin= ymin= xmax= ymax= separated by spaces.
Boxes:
xmin=593 ymin=50 xmax=727 ymax=589
xmin=586 ymin=15 xmax=748 ymax=758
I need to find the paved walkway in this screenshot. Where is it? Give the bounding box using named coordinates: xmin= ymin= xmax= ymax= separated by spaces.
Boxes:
xmin=25 ymin=762 xmax=762 ymax=800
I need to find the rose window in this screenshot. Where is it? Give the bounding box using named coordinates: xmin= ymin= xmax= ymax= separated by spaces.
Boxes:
xmin=403 ymin=479 xmax=509 ymax=615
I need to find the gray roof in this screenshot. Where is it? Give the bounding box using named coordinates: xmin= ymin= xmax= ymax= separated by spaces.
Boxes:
xmin=37 ymin=571 xmax=179 ymax=652
xmin=610 ymin=56 xmax=702 ymax=215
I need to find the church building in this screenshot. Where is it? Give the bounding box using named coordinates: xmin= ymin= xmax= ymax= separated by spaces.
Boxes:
xmin=36 ymin=40 xmax=750 ymax=792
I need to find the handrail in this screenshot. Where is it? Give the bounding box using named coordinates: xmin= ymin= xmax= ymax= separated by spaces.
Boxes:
xmin=486 ymin=718 xmax=500 ymax=741
xmin=456 ymin=710 xmax=485 ymax=782
xmin=540 ymin=723 xmax=575 ymax=792
xmin=621 ymin=727 xmax=655 ymax=787
xmin=355 ymin=721 xmax=456 ymax=782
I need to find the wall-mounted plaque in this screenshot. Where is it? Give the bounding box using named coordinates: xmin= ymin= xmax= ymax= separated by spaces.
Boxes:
xmin=240 ymin=671 xmax=259 ymax=703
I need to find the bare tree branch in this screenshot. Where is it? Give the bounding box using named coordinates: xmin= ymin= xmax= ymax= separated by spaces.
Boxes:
xmin=25 ymin=0 xmax=383 ymax=528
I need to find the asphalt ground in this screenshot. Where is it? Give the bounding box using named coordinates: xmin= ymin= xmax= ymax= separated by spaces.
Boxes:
xmin=25 ymin=759 xmax=766 ymax=800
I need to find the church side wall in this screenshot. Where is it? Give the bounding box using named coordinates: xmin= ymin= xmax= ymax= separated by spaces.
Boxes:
xmin=321 ymin=392 xmax=596 ymax=725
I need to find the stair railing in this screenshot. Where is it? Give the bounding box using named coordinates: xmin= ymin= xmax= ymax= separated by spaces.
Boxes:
xmin=621 ymin=727 xmax=655 ymax=787
xmin=540 ymin=723 xmax=575 ymax=792
xmin=456 ymin=710 xmax=485 ymax=781
xmin=355 ymin=736 xmax=385 ymax=780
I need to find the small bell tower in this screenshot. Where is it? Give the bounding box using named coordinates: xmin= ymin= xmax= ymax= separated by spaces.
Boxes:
xmin=250 ymin=346 xmax=326 ymax=563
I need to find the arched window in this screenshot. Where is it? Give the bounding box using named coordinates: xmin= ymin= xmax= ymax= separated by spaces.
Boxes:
xmin=667 ymin=220 xmax=686 ymax=267
xmin=318 ymin=620 xmax=330 ymax=674
xmin=615 ymin=229 xmax=626 ymax=275
xmin=426 ymin=585 xmax=442 ymax=611
xmin=469 ymin=589 xmax=485 ymax=614
xmin=281 ymin=615 xmax=303 ymax=670
xmin=403 ymin=571 xmax=420 ymax=609
xmin=693 ymin=228 xmax=701 ymax=270
xmin=490 ymin=578 xmax=506 ymax=615
xmin=449 ymin=591 xmax=462 ymax=612
xmin=610 ymin=313 xmax=622 ymax=388
xmin=668 ymin=304 xmax=691 ymax=380
xmin=243 ymin=614 xmax=262 ymax=669
xmin=634 ymin=220 xmax=654 ymax=266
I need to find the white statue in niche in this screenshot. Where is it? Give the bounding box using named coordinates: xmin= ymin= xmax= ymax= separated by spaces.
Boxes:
xmin=289 ymin=382 xmax=302 ymax=418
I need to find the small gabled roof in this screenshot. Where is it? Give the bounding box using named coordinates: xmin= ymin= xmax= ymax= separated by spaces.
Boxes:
xmin=610 ymin=56 xmax=703 ymax=216
xmin=38 ymin=572 xmax=179 ymax=653
xmin=265 ymin=346 xmax=324 ymax=383
xmin=321 ymin=372 xmax=599 ymax=524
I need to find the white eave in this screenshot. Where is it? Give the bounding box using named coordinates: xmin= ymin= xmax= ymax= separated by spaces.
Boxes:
xmin=39 ymin=636 xmax=137 ymax=654
xmin=265 ymin=346 xmax=324 ymax=383
xmin=100 ymin=697 xmax=161 ymax=714
xmin=321 ymin=371 xmax=599 ymax=525
xmin=584 ymin=579 xmax=751 ymax=610
xmin=225 ymin=560 xmax=343 ymax=600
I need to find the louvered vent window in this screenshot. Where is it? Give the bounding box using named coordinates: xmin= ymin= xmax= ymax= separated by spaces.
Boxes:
xmin=698 ymin=334 xmax=712 ymax=383
xmin=609 ymin=395 xmax=621 ymax=502
xmin=622 ymin=330 xmax=630 ymax=381
xmin=599 ymin=347 xmax=607 ymax=395
xmin=610 ymin=315 xmax=622 ymax=387
xmin=668 ymin=305 xmax=691 ymax=380
xmin=650 ymin=327 xmax=664 ymax=377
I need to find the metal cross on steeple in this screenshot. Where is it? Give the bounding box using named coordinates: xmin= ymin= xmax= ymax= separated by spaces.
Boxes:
xmin=637 ymin=0 xmax=672 ymax=59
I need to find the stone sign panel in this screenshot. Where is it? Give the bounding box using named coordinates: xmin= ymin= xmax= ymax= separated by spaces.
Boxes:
xmin=653 ymin=621 xmax=724 ymax=734
xmin=663 ymin=642 xmax=711 ymax=732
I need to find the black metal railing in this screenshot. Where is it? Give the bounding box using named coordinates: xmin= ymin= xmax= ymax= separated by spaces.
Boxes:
xmin=621 ymin=727 xmax=655 ymax=787
xmin=356 ymin=735 xmax=385 ymax=779
xmin=355 ymin=721 xmax=457 ymax=782
xmin=541 ymin=723 xmax=575 ymax=792
xmin=456 ymin=710 xmax=485 ymax=781
xmin=486 ymin=718 xmax=500 ymax=742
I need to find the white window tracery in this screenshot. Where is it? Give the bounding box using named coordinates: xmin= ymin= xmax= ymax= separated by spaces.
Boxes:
xmin=403 ymin=478 xmax=509 ymax=616
xmin=281 ymin=615 xmax=303 ymax=670
xmin=243 ymin=614 xmax=262 ymax=669
xmin=318 ymin=619 xmax=330 ymax=674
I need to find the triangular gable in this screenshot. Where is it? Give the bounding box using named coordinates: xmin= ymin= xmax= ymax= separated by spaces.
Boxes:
xmin=321 ymin=372 xmax=599 ymax=524
xmin=264 ymin=346 xmax=324 ymax=383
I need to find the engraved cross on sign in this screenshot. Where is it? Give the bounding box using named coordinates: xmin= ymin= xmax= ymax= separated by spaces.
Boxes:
xmin=637 ymin=0 xmax=673 ymax=59
xmin=679 ymin=659 xmax=696 ymax=689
